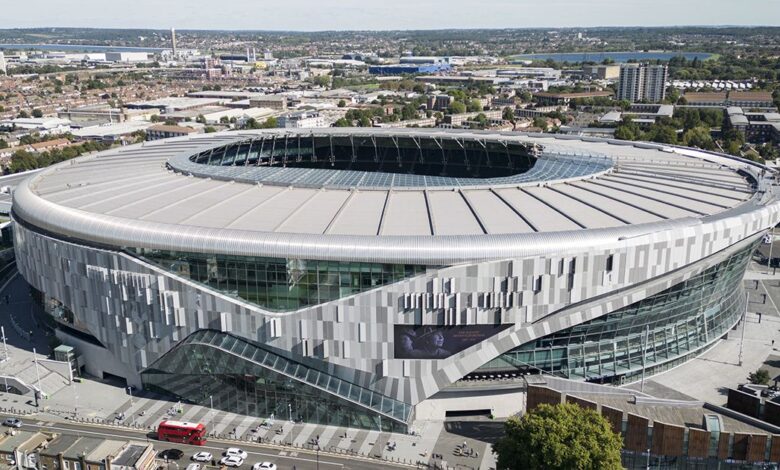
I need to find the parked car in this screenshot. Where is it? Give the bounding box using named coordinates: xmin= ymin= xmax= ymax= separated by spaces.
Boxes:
xmin=225 ymin=448 xmax=248 ymax=460
xmin=252 ymin=463 xmax=277 ymax=470
xmin=185 ymin=464 xmax=201 ymax=470
xmin=192 ymin=452 xmax=213 ymax=462
xmin=219 ymin=456 xmax=244 ymax=468
xmin=2 ymin=418 xmax=21 ymax=428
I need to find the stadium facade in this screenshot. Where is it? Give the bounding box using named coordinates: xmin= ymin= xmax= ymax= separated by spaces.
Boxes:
xmin=11 ymin=128 xmax=780 ymax=432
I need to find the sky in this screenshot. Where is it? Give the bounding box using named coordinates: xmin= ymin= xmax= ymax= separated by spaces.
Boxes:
xmin=2 ymin=0 xmax=778 ymax=31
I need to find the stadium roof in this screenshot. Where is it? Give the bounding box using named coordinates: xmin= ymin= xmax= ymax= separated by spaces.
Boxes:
xmin=12 ymin=128 xmax=766 ymax=264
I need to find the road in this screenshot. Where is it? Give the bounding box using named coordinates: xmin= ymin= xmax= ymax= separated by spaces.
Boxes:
xmin=2 ymin=414 xmax=412 ymax=470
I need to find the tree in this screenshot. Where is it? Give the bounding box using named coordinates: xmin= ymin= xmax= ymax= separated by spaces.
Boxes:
xmin=18 ymin=110 xmax=30 ymax=119
xmin=31 ymin=109 xmax=43 ymax=118
xmin=494 ymin=403 xmax=622 ymax=470
xmin=337 ymin=99 xmax=346 ymax=108
xmin=204 ymin=126 xmax=217 ymax=133
xmin=9 ymin=150 xmax=39 ymax=173
xmin=682 ymin=126 xmax=715 ymax=150
xmin=502 ymin=107 xmax=516 ymax=122
xmin=449 ymin=101 xmax=467 ymax=115
xmin=258 ymin=117 xmax=278 ymax=129
xmin=646 ymin=124 xmax=678 ymax=145
xmin=467 ymin=99 xmax=483 ymax=113
xmin=614 ymin=116 xmax=642 ymax=141
xmin=748 ymin=369 xmax=771 ymax=385
xmin=532 ymin=117 xmax=548 ymax=129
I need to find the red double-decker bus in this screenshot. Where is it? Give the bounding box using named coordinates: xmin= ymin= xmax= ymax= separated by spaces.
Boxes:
xmin=157 ymin=420 xmax=207 ymax=446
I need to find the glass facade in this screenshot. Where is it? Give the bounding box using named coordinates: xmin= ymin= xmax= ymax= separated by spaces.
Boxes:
xmin=142 ymin=330 xmax=411 ymax=432
xmin=127 ymin=248 xmax=429 ymax=312
xmin=478 ymin=243 xmax=755 ymax=384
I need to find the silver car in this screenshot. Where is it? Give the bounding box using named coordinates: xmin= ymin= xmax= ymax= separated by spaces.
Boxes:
xmin=3 ymin=418 xmax=21 ymax=428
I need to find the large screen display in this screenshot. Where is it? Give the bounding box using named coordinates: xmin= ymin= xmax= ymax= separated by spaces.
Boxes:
xmin=394 ymin=324 xmax=511 ymax=359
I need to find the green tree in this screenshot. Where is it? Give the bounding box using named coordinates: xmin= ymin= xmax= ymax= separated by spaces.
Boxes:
xmin=449 ymin=101 xmax=467 ymax=115
xmin=614 ymin=116 xmax=641 ymax=141
xmin=532 ymin=117 xmax=548 ymax=129
xmin=9 ymin=150 xmax=39 ymax=173
xmin=259 ymin=117 xmax=278 ymax=129
xmin=502 ymin=107 xmax=516 ymax=122
xmin=333 ymin=118 xmax=350 ymax=127
xmin=337 ymin=99 xmax=346 ymax=108
xmin=494 ymin=403 xmax=622 ymax=470
xmin=0 ymin=140 xmax=7 ymax=149
xmin=18 ymin=110 xmax=30 ymax=119
xmin=646 ymin=124 xmax=678 ymax=145
xmin=467 ymin=99 xmax=483 ymax=113
xmin=204 ymin=126 xmax=217 ymax=133
xmin=748 ymin=369 xmax=771 ymax=385
xmin=31 ymin=108 xmax=43 ymax=118
xmin=682 ymin=127 xmax=715 ymax=150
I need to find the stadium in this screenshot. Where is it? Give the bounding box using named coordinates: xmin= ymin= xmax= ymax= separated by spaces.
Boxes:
xmin=10 ymin=127 xmax=780 ymax=432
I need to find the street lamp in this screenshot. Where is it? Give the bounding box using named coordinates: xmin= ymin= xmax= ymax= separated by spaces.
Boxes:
xmin=288 ymin=403 xmax=292 ymax=423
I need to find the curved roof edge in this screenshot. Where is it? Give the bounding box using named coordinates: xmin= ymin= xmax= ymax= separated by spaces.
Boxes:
xmin=11 ymin=130 xmax=780 ymax=265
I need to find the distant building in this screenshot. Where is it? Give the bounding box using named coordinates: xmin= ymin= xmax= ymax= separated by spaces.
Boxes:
xmin=534 ymin=91 xmax=613 ymax=107
xmin=146 ymin=124 xmax=198 ymax=141
xmin=682 ymin=92 xmax=729 ymax=107
xmin=616 ymin=64 xmax=668 ymax=103
xmin=0 ymin=117 xmax=71 ymax=135
xmin=427 ymin=94 xmax=453 ymax=111
xmin=105 ymin=52 xmax=149 ymax=63
xmin=249 ymin=95 xmax=288 ymax=111
xmin=368 ymin=63 xmax=451 ymax=75
xmin=496 ymin=67 xmax=562 ymax=80
xmin=728 ymin=91 xmax=775 ymax=109
xmin=374 ymin=117 xmax=437 ymax=128
xmin=726 ymin=107 xmax=780 ymax=144
xmin=444 ymin=110 xmax=503 ymax=127
xmin=58 ymin=104 xmax=125 ymax=124
xmin=278 ymin=110 xmax=327 ymax=129
xmin=582 ymin=64 xmax=620 ymax=80
xmin=682 ymin=91 xmax=775 ymax=110
xmin=26 ymin=138 xmax=72 ymax=154
xmin=70 ymin=121 xmax=154 ymax=144
xmin=599 ymin=104 xmax=675 ymax=127
xmin=0 ymin=51 xmax=6 ymax=74
xmin=399 ymin=56 xmax=448 ymax=65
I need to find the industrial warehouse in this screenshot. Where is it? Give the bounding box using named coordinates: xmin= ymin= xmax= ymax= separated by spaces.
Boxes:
xmin=9 ymin=128 xmax=780 ymax=432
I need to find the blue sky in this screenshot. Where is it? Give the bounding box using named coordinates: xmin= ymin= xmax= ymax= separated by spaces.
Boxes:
xmin=3 ymin=0 xmax=778 ymax=30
